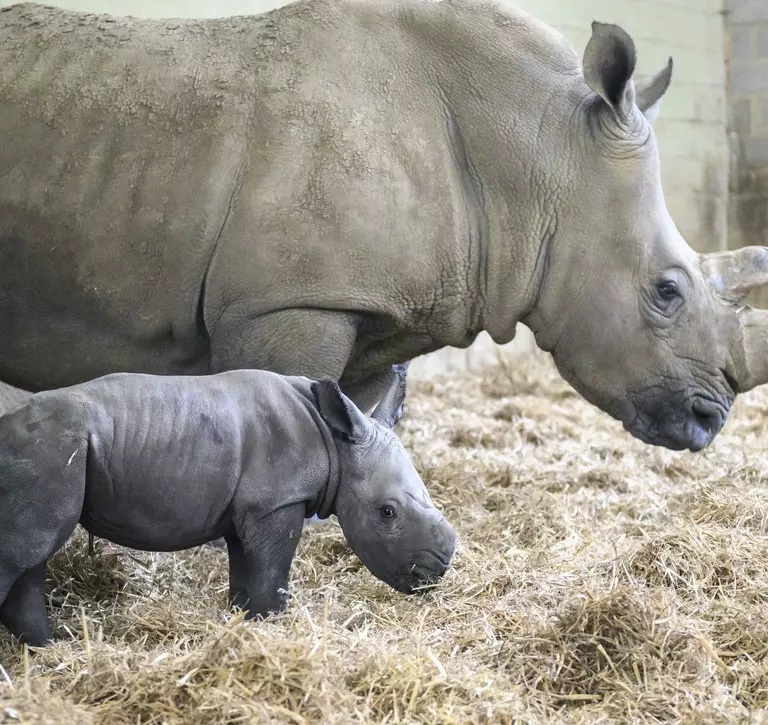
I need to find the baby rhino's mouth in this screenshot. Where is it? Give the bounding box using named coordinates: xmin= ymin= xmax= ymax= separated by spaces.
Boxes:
xmin=394 ymin=553 xmax=451 ymax=594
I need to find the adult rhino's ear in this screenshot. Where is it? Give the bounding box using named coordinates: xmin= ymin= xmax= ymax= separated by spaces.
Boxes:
xmin=583 ymin=22 xmax=673 ymax=123
xmin=311 ymin=379 xmax=370 ymax=443
xmin=583 ymin=21 xmax=637 ymax=122
xmin=634 ymin=59 xmax=674 ymax=122
xmin=371 ymin=364 xmax=408 ymax=429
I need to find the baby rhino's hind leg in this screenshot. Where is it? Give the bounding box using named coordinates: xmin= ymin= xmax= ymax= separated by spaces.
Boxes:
xmin=0 ymin=563 xmax=51 ymax=646
xmin=0 ymin=438 xmax=86 ymax=645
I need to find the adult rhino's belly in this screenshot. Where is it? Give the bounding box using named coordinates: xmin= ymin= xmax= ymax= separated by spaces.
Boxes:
xmin=0 ymin=220 xmax=210 ymax=390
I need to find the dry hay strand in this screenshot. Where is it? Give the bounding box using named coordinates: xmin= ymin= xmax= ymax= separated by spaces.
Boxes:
xmin=499 ymin=585 xmax=708 ymax=719
xmin=3 ymin=347 xmax=768 ymax=723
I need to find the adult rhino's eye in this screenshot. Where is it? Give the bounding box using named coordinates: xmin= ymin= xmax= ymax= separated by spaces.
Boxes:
xmin=648 ymin=271 xmax=687 ymax=320
xmin=657 ymin=280 xmax=679 ymax=301
xmin=380 ymin=505 xmax=396 ymax=519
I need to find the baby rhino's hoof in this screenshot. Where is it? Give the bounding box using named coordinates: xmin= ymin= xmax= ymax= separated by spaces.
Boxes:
xmin=18 ymin=627 xmax=53 ymax=648
xmin=230 ymin=587 xmax=290 ymax=621
xmin=0 ymin=613 xmax=53 ymax=648
xmin=0 ymin=564 xmax=54 ymax=647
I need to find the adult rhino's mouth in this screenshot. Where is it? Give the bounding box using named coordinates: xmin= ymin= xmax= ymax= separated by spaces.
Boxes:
xmin=622 ymin=391 xmax=732 ymax=453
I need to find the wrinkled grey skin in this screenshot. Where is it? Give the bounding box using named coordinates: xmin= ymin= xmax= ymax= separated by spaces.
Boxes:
xmin=1 ymin=1 xmax=766 ymax=451
xmin=0 ymin=369 xmax=455 ymax=646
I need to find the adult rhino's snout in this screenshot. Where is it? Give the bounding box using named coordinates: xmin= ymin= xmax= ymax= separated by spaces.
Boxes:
xmin=687 ymin=398 xmax=726 ymax=452
xmin=625 ymin=392 xmax=730 ymax=453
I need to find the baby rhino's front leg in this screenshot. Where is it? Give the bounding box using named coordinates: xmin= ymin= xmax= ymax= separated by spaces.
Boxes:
xmin=225 ymin=503 xmax=305 ymax=618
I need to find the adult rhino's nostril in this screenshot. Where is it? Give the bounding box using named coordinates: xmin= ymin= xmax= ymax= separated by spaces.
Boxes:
xmin=693 ymin=410 xmax=714 ymax=434
xmin=691 ymin=400 xmax=722 ymax=434
xmin=687 ymin=399 xmax=724 ymax=451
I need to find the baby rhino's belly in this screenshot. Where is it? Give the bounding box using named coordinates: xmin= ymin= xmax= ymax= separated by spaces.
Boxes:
xmin=80 ymin=439 xmax=239 ymax=552
xmin=79 ymin=500 xmax=231 ymax=551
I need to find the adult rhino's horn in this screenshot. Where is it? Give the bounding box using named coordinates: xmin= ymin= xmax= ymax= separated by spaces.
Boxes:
xmin=701 ymin=246 xmax=768 ymax=303
xmin=732 ymin=306 xmax=768 ymax=392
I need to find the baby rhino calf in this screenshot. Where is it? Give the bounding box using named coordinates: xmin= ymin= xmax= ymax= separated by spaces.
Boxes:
xmin=0 ymin=369 xmax=455 ymax=646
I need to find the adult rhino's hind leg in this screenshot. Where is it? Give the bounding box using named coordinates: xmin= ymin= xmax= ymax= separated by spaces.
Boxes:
xmin=0 ymin=563 xmax=51 ymax=646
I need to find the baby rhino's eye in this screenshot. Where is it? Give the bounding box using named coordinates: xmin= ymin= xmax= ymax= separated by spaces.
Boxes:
xmin=380 ymin=505 xmax=396 ymax=519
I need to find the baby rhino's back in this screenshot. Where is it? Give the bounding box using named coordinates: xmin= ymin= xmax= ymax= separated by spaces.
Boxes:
xmin=73 ymin=371 xmax=301 ymax=551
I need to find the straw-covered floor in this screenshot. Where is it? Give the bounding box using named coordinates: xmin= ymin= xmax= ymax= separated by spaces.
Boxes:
xmin=2 ymin=349 xmax=768 ymax=724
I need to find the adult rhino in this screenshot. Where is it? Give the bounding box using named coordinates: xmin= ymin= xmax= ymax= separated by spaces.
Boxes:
xmin=1 ymin=0 xmax=767 ymax=451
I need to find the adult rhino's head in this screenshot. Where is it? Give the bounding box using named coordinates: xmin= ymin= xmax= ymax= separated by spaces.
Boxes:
xmin=311 ymin=372 xmax=455 ymax=594
xmin=525 ymin=21 xmax=768 ymax=452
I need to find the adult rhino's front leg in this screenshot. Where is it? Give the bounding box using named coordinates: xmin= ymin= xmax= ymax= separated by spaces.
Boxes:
xmin=211 ymin=306 xmax=411 ymax=419
xmin=210 ymin=307 xmax=359 ymax=383
xmin=210 ymin=307 xmax=412 ymax=523
xmin=210 ymin=307 xmax=359 ymax=525
xmin=341 ymin=362 xmax=410 ymax=423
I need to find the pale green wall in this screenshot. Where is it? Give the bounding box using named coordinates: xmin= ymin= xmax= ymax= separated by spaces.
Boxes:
xmin=725 ymin=0 xmax=768 ymax=249
xmin=518 ymin=0 xmax=728 ymax=256
xmin=0 ymin=0 xmax=729 ymax=374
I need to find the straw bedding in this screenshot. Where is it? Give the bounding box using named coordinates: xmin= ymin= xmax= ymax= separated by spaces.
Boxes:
xmin=2 ymin=348 xmax=768 ymax=724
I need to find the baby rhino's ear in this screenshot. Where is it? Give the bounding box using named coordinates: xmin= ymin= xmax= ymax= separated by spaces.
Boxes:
xmin=311 ymin=380 xmax=370 ymax=443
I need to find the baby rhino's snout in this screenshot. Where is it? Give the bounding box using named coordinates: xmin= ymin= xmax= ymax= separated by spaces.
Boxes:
xmin=396 ymin=517 xmax=456 ymax=595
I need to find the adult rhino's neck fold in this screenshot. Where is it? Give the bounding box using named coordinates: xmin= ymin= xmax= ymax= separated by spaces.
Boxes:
xmin=518 ymin=217 xmax=558 ymax=352
xmin=405 ymin=0 xmax=582 ymax=346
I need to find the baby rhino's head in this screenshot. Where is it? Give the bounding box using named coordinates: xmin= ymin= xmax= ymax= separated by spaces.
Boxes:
xmin=312 ymin=372 xmax=455 ymax=594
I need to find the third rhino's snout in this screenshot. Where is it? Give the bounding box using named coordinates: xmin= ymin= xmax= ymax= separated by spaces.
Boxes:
xmin=395 ymin=557 xmax=450 ymax=595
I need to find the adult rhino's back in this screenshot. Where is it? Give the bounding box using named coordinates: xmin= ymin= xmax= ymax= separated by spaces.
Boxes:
xmin=0 ymin=4 xmax=270 ymax=388
xmin=0 ymin=0 xmax=456 ymax=392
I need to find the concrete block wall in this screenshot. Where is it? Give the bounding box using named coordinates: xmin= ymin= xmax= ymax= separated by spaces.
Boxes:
xmin=725 ymin=0 xmax=768 ymax=255
xmin=0 ymin=0 xmax=730 ymax=378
